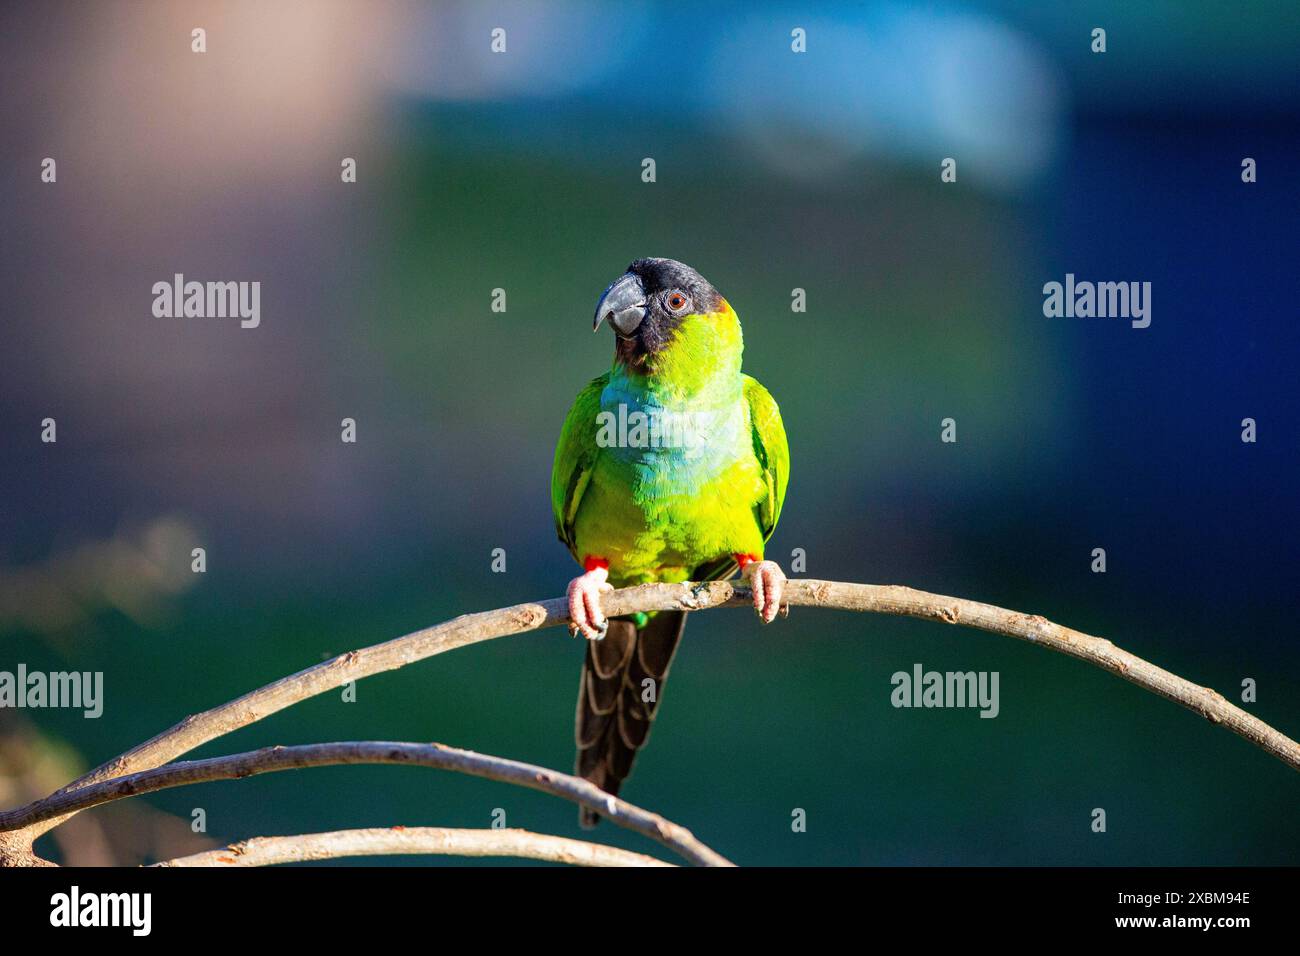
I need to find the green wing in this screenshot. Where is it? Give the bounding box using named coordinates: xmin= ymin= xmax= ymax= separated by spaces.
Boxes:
xmin=743 ymin=374 xmax=789 ymax=543
xmin=551 ymin=373 xmax=609 ymax=560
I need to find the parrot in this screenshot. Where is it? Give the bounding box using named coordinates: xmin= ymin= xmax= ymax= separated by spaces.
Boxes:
xmin=550 ymin=257 xmax=790 ymax=827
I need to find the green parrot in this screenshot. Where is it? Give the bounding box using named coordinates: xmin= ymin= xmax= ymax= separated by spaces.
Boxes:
xmin=551 ymin=257 xmax=790 ymax=826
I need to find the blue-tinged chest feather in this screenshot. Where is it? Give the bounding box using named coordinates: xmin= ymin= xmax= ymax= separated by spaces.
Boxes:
xmin=597 ymin=373 xmax=748 ymax=493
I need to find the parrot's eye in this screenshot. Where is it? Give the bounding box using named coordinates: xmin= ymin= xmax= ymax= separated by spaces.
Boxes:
xmin=665 ymin=291 xmax=690 ymax=313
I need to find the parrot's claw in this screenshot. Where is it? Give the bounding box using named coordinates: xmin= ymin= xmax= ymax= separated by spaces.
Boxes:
xmin=744 ymin=560 xmax=787 ymax=624
xmin=567 ymin=566 xmax=613 ymax=641
xmin=567 ymin=619 xmax=608 ymax=641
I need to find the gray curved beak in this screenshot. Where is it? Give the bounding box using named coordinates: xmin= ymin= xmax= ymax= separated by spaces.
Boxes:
xmin=593 ymin=272 xmax=647 ymax=336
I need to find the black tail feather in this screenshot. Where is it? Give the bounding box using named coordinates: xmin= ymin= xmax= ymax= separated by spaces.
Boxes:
xmin=574 ymin=610 xmax=687 ymax=828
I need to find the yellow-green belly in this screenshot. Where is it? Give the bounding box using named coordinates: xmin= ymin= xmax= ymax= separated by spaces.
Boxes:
xmin=573 ymin=453 xmax=767 ymax=586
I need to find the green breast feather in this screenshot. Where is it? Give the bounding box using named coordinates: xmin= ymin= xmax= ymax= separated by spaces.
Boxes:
xmin=552 ymin=371 xmax=788 ymax=584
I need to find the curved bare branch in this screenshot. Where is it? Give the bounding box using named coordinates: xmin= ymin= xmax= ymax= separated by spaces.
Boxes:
xmin=154 ymin=826 xmax=673 ymax=868
xmin=4 ymin=578 xmax=1296 ymax=864
xmin=0 ymin=741 xmax=731 ymax=866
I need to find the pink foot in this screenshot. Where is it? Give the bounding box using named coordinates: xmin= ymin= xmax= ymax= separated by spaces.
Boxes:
xmin=567 ymin=561 xmax=613 ymax=640
xmin=737 ymin=555 xmax=787 ymax=624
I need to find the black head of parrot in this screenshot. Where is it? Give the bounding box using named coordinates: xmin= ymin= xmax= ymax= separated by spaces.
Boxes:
xmin=593 ymin=258 xmax=725 ymax=365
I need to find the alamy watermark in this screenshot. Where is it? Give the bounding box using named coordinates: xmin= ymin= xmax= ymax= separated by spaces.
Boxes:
xmin=152 ymin=273 xmax=260 ymax=328
xmin=1043 ymin=273 xmax=1150 ymax=328
xmin=595 ymin=403 xmax=719 ymax=450
xmin=50 ymin=886 xmax=150 ymax=936
xmin=0 ymin=664 xmax=103 ymax=718
xmin=891 ymin=663 xmax=999 ymax=718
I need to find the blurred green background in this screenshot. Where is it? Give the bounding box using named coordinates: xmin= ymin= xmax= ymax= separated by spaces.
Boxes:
xmin=2 ymin=1 xmax=1297 ymax=865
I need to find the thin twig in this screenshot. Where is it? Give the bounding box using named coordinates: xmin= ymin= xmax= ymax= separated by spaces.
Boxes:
xmin=153 ymin=826 xmax=673 ymax=868
xmin=4 ymin=579 xmax=1297 ymax=864
xmin=0 ymin=741 xmax=730 ymax=867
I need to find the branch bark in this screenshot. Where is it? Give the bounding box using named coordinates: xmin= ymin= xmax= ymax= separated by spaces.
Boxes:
xmin=4 ymin=578 xmax=1297 ymax=865
xmin=0 ymin=741 xmax=731 ymax=867
xmin=154 ymin=827 xmax=673 ymax=868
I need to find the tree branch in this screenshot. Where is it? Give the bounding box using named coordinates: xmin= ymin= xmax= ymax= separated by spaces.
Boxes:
xmin=153 ymin=826 xmax=673 ymax=868
xmin=0 ymin=741 xmax=731 ymax=867
xmin=4 ymin=578 xmax=1297 ymax=864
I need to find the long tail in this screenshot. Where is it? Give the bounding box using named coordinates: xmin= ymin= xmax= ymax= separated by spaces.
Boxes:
xmin=574 ymin=610 xmax=687 ymax=828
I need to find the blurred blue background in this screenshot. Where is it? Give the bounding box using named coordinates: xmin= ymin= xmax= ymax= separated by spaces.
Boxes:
xmin=1 ymin=0 xmax=1297 ymax=865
